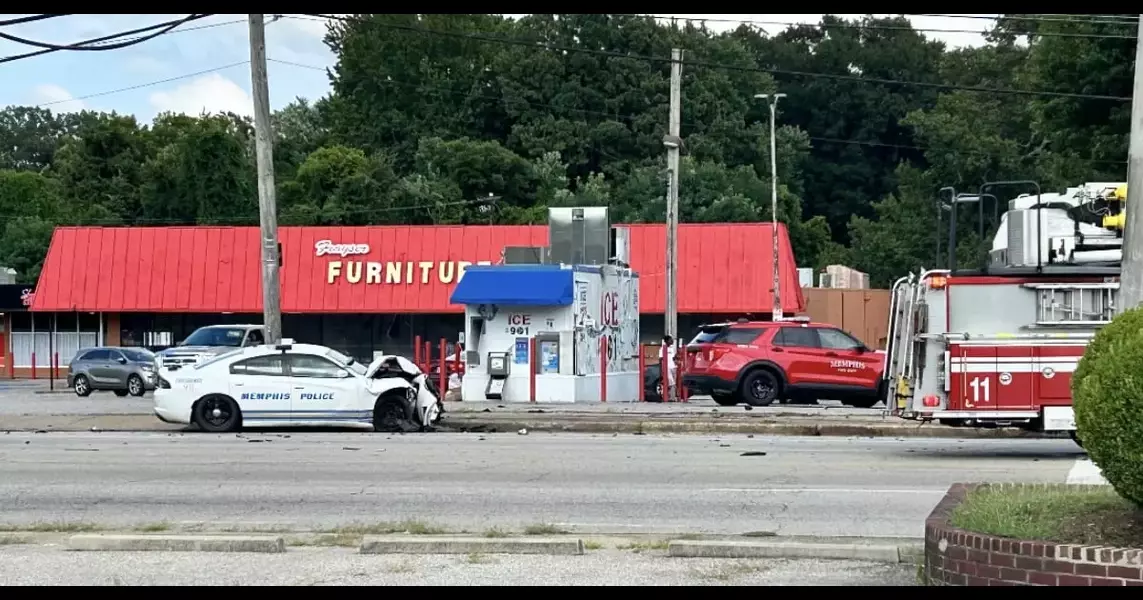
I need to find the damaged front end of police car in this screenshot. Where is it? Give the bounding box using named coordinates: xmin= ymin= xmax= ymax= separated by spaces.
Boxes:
xmin=364 ymin=354 xmax=445 ymax=432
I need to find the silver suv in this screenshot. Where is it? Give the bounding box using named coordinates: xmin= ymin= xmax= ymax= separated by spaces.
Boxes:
xmin=69 ymin=347 xmax=157 ymax=397
xmin=156 ymin=325 xmax=266 ymax=370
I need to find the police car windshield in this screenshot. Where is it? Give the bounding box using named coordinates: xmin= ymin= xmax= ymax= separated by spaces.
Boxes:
xmin=182 ymin=327 xmax=246 ymax=347
xmin=325 ymin=348 xmax=366 ymax=376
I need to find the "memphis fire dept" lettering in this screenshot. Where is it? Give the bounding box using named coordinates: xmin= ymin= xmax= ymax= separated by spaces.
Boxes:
xmin=326 ymin=260 xmax=493 ymax=285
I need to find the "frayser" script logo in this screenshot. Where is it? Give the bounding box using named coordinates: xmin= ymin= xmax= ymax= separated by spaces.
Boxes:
xmin=314 ymin=239 xmax=371 ymax=258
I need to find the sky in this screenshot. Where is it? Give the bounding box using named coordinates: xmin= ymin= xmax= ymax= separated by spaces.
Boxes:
xmin=0 ymin=14 xmax=998 ymax=124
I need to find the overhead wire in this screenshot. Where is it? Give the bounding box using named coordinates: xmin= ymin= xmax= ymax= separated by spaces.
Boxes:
xmin=0 ymin=14 xmax=210 ymax=52
xmin=0 ymin=14 xmax=216 ymax=64
xmin=633 ymin=14 xmax=1136 ymax=40
xmin=915 ymin=13 xmax=1139 ymax=26
xmin=0 ymin=14 xmax=71 ymax=27
xmin=303 ymin=14 xmax=1131 ymax=102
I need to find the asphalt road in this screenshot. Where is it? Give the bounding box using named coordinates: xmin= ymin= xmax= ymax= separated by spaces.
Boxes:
xmin=0 ymin=431 xmax=1085 ymax=537
xmin=0 ymin=545 xmax=918 ymax=586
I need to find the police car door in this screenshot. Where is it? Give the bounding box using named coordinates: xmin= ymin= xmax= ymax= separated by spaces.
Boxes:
xmin=284 ymin=353 xmax=360 ymax=425
xmin=228 ymin=354 xmax=293 ymax=421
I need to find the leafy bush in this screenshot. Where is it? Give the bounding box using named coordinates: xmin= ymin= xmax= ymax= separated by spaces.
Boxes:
xmin=1072 ymin=306 xmax=1143 ymax=507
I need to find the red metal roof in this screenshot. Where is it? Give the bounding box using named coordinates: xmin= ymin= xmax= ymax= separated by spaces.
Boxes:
xmin=31 ymin=224 xmax=805 ymax=314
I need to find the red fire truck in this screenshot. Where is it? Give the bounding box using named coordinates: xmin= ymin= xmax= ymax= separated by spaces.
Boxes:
xmin=882 ymin=181 xmax=1127 ymax=446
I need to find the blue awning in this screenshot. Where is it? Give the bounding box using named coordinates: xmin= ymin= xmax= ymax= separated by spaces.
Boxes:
xmin=450 ymin=266 xmax=574 ymax=306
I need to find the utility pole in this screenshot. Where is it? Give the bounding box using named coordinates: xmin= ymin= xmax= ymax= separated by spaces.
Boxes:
xmin=755 ymin=92 xmax=787 ymax=321
xmin=248 ymin=14 xmax=283 ymax=343
xmin=663 ymin=48 xmax=683 ymax=403
xmin=1117 ymin=14 xmax=1143 ymax=312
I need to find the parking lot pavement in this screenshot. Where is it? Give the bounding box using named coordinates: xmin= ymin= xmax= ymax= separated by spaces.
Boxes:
xmin=0 ymin=545 xmax=918 ymax=586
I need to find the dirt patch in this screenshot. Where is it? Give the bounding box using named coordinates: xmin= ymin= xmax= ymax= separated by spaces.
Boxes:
xmin=950 ymin=485 xmax=1143 ymax=548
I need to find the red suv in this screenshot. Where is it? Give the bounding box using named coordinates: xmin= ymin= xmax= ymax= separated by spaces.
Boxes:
xmin=681 ymin=319 xmax=886 ymax=408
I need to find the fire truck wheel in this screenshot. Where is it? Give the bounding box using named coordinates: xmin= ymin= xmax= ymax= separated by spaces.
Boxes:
xmin=1068 ymin=430 xmax=1084 ymax=449
xmin=739 ymin=369 xmax=780 ymax=407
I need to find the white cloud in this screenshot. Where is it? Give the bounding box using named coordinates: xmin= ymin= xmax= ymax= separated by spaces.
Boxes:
xmin=26 ymin=84 xmax=86 ymax=112
xmin=148 ymin=73 xmax=252 ymax=118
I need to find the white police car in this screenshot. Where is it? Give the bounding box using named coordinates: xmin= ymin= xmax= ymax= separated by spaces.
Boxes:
xmin=152 ymin=339 xmax=443 ymax=433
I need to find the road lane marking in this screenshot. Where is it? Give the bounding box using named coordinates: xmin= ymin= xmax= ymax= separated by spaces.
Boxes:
xmin=704 ymin=488 xmax=948 ymax=495
xmin=1065 ymin=459 xmax=1108 ymax=485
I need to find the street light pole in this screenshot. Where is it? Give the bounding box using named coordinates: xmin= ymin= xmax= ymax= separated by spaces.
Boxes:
xmin=755 ymin=92 xmax=786 ymax=321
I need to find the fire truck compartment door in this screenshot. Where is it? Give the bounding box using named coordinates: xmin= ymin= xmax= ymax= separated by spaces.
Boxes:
xmin=993 ymin=346 xmax=1035 ymax=410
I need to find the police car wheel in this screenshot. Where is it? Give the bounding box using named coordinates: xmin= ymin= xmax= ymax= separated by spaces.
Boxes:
xmin=373 ymin=393 xmax=417 ymax=433
xmin=194 ymin=395 xmax=240 ymax=433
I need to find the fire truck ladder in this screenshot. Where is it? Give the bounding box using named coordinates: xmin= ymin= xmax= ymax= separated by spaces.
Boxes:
xmin=1028 ymin=282 xmax=1118 ymax=326
xmin=882 ymin=273 xmax=921 ymax=412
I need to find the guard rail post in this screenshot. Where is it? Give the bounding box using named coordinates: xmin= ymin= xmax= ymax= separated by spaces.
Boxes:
xmin=8 ymin=353 xmax=13 ymax=379
xmin=600 ymin=336 xmax=608 ymax=403
xmin=438 ymin=338 xmax=447 ymax=401
xmin=31 ymin=352 xmax=36 ymax=380
xmin=529 ymin=337 xmax=537 ymax=403
xmin=53 ymin=352 xmax=59 ymax=390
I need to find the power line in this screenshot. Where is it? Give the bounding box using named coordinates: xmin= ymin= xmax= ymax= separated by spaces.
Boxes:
xmin=916 ymin=13 xmax=1139 ymax=26
xmin=0 ymin=14 xmax=71 ymax=27
xmin=33 ymin=61 xmax=249 ymax=108
xmin=271 ymin=57 xmax=1128 ymax=168
xmin=0 ymin=14 xmax=210 ymax=53
xmin=304 ymin=14 xmax=1131 ymax=102
xmin=0 ymin=14 xmax=218 ymax=64
xmin=636 ymin=14 xmax=1136 ymax=40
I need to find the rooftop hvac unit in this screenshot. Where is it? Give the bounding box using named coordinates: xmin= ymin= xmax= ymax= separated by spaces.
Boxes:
xmin=548 ymin=207 xmax=610 ymax=265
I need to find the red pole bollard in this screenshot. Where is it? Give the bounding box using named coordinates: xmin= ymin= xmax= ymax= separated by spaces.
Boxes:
xmin=454 ymin=343 xmax=463 ymax=377
xmin=53 ymin=352 xmax=59 ymax=381
xmin=638 ymin=345 xmax=646 ymax=402
xmin=659 ymin=343 xmax=669 ymax=402
xmin=8 ymin=353 xmax=13 ymax=379
xmin=414 ymin=335 xmax=422 ymax=370
xmin=423 ymin=341 xmax=431 ymax=374
xmin=31 ymin=351 xmax=36 ymax=380
xmin=438 ymin=338 xmax=447 ymax=401
xmin=529 ymin=337 xmax=537 ymax=403
xmin=600 ymin=335 xmax=608 ymax=403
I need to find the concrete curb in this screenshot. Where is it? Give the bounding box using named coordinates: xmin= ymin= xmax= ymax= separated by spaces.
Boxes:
xmin=442 ymin=414 xmax=1052 ymax=439
xmin=667 ymin=540 xmax=923 ymax=564
xmin=0 ymin=412 xmax=1062 ymax=440
xmin=66 ymin=533 xmax=286 ymax=553
xmin=359 ymin=535 xmax=584 ymax=555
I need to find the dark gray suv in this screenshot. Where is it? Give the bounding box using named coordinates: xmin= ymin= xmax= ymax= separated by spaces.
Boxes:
xmin=68 ymin=347 xmax=157 ymax=397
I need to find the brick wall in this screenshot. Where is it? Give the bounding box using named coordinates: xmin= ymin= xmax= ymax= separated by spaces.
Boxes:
xmin=926 ymin=483 xmax=1143 ymax=586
